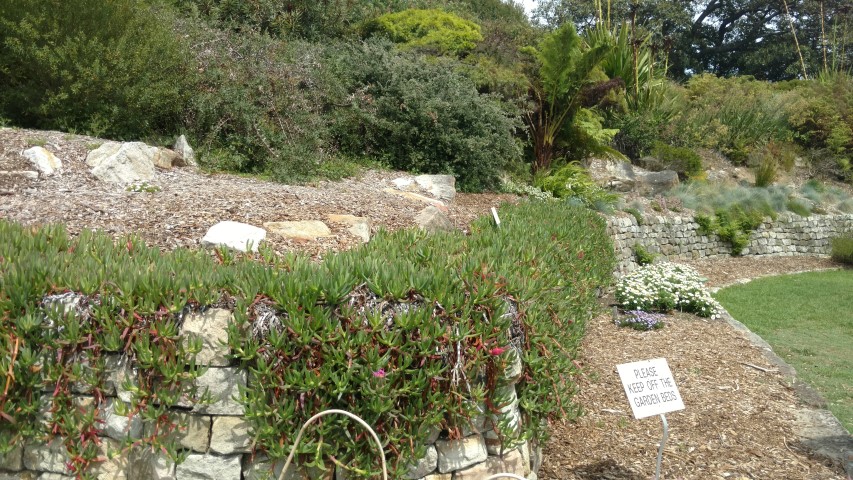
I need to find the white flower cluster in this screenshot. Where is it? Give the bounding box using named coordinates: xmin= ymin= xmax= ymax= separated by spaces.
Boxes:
xmin=615 ymin=262 xmax=723 ymax=319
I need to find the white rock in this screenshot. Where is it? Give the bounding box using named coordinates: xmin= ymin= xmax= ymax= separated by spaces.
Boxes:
xmin=391 ymin=177 xmax=415 ymax=189
xmin=435 ymin=436 xmax=487 ymax=473
xmin=23 ymin=438 xmax=69 ymax=474
xmin=86 ymin=142 xmax=157 ymax=183
xmin=23 ymin=146 xmax=61 ymax=176
xmin=0 ymin=170 xmax=39 ymax=179
xmin=174 ymin=135 xmax=197 ymax=167
xmin=263 ymin=221 xmax=331 ymax=240
xmin=210 ymin=416 xmax=252 ymax=454
xmin=201 ymin=221 xmax=266 ymax=253
xmin=127 ymin=449 xmax=176 ymax=480
xmin=176 ymin=454 xmax=241 ymax=480
xmin=180 ymin=308 xmax=232 ymax=367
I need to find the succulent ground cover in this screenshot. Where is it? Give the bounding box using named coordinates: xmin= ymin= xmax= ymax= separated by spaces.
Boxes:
xmin=0 ymin=200 xmax=614 ymax=478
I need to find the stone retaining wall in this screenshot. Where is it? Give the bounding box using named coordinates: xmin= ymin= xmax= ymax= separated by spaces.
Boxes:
xmin=607 ymin=212 xmax=853 ymax=274
xmin=0 ymin=309 xmax=539 ymax=480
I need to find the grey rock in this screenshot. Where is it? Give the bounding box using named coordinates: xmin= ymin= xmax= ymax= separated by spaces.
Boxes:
xmin=635 ymin=170 xmax=679 ymax=196
xmin=0 ymin=443 xmax=23 ymax=471
xmin=415 ymin=206 xmax=455 ymax=233
xmin=102 ymin=398 xmax=143 ymax=440
xmin=201 ymin=221 xmax=266 ymax=253
xmin=147 ymin=412 xmax=211 ymax=453
xmin=174 ymin=135 xmax=197 ymax=167
xmin=23 ymin=438 xmax=69 ymax=474
xmin=414 ymin=174 xmax=456 ymax=201
xmin=127 ymin=448 xmax=176 ymax=480
xmin=402 ymin=445 xmax=438 ymax=479
xmin=183 ymin=367 xmax=246 ymax=415
xmin=587 ymin=158 xmax=636 ymax=192
xmin=435 ymin=435 xmax=487 ymax=473
xmin=180 ymin=308 xmax=232 ymax=367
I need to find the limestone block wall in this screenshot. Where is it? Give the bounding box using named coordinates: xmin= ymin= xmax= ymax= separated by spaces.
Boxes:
xmin=607 ymin=213 xmax=853 ymax=274
xmin=0 ymin=309 xmax=540 ymax=480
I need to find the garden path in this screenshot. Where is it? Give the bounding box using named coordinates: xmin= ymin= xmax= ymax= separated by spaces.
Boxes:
xmin=541 ymin=257 xmax=850 ymax=480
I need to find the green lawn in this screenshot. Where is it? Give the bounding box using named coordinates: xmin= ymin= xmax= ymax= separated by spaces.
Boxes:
xmin=714 ymin=270 xmax=852 ymax=432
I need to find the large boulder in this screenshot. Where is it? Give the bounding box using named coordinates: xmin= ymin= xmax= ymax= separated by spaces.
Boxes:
xmin=587 ymin=158 xmax=636 ymax=192
xmin=636 ymin=170 xmax=680 ymax=196
xmin=86 ymin=142 xmax=156 ymax=183
xmin=201 ymin=221 xmax=266 ymax=252
xmin=415 ymin=174 xmax=456 ymax=201
xmin=415 ymin=206 xmax=455 ymax=232
xmin=23 ymin=146 xmax=62 ymax=176
xmin=174 ymin=135 xmax=197 ymax=167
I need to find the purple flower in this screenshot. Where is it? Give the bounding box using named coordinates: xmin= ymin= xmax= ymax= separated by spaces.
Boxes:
xmin=373 ymin=369 xmax=386 ymax=378
xmin=616 ymin=310 xmax=666 ymax=331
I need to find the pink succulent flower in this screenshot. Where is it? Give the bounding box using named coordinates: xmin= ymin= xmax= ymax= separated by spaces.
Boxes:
xmin=373 ymin=369 xmax=386 ymax=378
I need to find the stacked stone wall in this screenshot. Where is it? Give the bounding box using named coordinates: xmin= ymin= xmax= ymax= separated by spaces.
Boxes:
xmin=0 ymin=309 xmax=539 ymax=480
xmin=607 ymin=213 xmax=853 ymax=274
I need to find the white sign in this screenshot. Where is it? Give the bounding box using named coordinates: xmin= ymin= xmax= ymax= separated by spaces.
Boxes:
xmin=616 ymin=358 xmax=685 ymax=419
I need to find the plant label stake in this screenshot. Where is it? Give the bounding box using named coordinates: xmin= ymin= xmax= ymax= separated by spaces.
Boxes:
xmin=491 ymin=207 xmax=501 ymax=228
xmin=616 ymin=358 xmax=684 ymax=480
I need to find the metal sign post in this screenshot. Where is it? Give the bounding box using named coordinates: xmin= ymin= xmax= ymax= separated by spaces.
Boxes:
xmin=654 ymin=414 xmax=669 ymax=480
xmin=616 ymin=358 xmax=684 ymax=480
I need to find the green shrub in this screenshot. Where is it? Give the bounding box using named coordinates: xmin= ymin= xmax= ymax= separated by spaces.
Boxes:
xmin=664 ymin=74 xmax=792 ymax=163
xmin=535 ymin=162 xmax=619 ymax=209
xmin=831 ymin=235 xmax=853 ymax=265
xmin=185 ymin=29 xmax=358 ymax=183
xmin=632 ymin=244 xmax=655 ymax=265
xmin=367 ymin=9 xmax=484 ymax=56
xmin=650 ymin=142 xmax=703 ymax=179
xmin=0 ymin=0 xmax=191 ymax=139
xmin=0 ymin=201 xmax=614 ymax=477
xmin=623 ymin=207 xmax=644 ymax=225
xmin=328 ymin=40 xmax=523 ymax=192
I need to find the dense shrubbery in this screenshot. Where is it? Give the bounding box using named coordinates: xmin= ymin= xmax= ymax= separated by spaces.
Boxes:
xmin=0 ymin=201 xmax=614 ymax=477
xmin=649 ymin=142 xmax=703 ymax=180
xmin=329 ymin=39 xmax=523 ymax=192
xmin=534 ymin=162 xmax=619 ymax=210
xmin=366 ymin=9 xmax=483 ymax=55
xmin=831 ymin=235 xmax=853 ymax=265
xmin=0 ymin=0 xmax=192 ymax=139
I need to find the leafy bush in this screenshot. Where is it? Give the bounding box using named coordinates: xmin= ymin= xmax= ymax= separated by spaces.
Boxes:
xmin=650 ymin=142 xmax=703 ymax=179
xmin=615 ymin=263 xmax=723 ymax=318
xmin=0 ymin=0 xmax=192 ymax=139
xmin=184 ymin=29 xmax=358 ymax=183
xmin=831 ymin=235 xmax=853 ymax=265
xmin=328 ymin=40 xmax=523 ymax=192
xmin=623 ymin=207 xmax=644 ymax=225
xmin=0 ymin=201 xmax=614 ymax=477
xmin=535 ymin=162 xmax=619 ymax=210
xmin=695 ymin=206 xmax=764 ymax=255
xmin=633 ymin=244 xmax=656 ymax=265
xmin=664 ymin=75 xmax=791 ymax=163
xmin=169 ymin=0 xmax=396 ymax=39
xmin=366 ymin=9 xmax=483 ymax=56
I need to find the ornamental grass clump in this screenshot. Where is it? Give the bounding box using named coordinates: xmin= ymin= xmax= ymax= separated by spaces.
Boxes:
xmin=615 ymin=263 xmax=723 ymax=319
xmin=616 ymin=310 xmax=666 ymax=331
